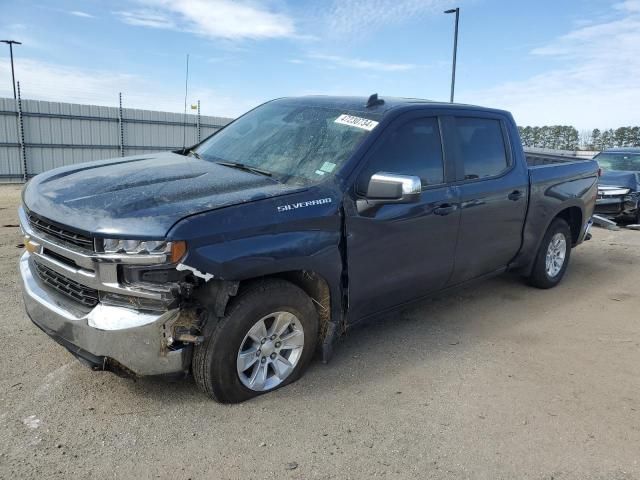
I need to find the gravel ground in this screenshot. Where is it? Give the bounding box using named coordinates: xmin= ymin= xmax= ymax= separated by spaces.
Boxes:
xmin=0 ymin=183 xmax=638 ymax=480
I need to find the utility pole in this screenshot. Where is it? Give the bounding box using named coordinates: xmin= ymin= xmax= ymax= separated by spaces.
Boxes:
xmin=444 ymin=8 xmax=459 ymax=103
xmin=1 ymin=40 xmax=22 ymax=100
xmin=182 ymin=53 xmax=190 ymax=151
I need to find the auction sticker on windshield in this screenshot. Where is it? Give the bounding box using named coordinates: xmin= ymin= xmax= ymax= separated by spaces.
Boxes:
xmin=334 ymin=114 xmax=379 ymax=131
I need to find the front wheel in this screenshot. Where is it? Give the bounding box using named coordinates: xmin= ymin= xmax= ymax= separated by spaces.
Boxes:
xmin=527 ymin=218 xmax=572 ymax=289
xmin=192 ymin=279 xmax=319 ymax=403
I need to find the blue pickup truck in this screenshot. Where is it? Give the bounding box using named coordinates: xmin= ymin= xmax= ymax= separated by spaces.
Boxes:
xmin=19 ymin=95 xmax=598 ymax=403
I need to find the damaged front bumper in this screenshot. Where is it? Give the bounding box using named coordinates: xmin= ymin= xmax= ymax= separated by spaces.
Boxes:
xmin=20 ymin=252 xmax=191 ymax=376
xmin=595 ymin=188 xmax=640 ymax=222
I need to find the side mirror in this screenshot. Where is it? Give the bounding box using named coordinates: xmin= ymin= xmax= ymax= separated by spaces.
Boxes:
xmin=357 ymin=172 xmax=421 ymax=212
xmin=366 ymin=172 xmax=421 ymax=201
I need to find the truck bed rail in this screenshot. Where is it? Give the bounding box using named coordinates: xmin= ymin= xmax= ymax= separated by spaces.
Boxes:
xmin=524 ymin=150 xmax=588 ymax=167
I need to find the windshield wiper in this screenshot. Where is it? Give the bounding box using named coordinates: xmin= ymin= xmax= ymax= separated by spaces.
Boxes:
xmin=215 ymin=161 xmax=273 ymax=177
xmin=187 ymin=149 xmax=202 ymax=160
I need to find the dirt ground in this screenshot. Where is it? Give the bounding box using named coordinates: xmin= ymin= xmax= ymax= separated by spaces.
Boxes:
xmin=0 ymin=183 xmax=638 ymax=480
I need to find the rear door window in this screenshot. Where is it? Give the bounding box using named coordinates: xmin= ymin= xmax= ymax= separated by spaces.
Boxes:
xmin=452 ymin=117 xmax=509 ymax=180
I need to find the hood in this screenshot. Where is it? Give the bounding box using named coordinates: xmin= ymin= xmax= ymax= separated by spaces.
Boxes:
xmin=598 ymin=170 xmax=640 ymax=191
xmin=23 ymin=152 xmax=301 ymax=238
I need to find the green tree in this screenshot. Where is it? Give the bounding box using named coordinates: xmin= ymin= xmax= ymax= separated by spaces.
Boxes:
xmin=601 ymin=129 xmax=614 ymax=148
xmin=591 ymin=129 xmax=601 ymax=150
xmin=516 ymin=125 xmax=640 ymax=150
xmin=566 ymin=126 xmax=579 ymax=150
xmin=631 ymin=127 xmax=640 ymax=147
xmin=539 ymin=126 xmax=551 ymax=148
xmin=521 ymin=126 xmax=533 ymax=147
xmin=550 ymin=126 xmax=562 ymax=149
xmin=531 ymin=126 xmax=541 ymax=147
xmin=614 ymin=127 xmax=627 ymax=147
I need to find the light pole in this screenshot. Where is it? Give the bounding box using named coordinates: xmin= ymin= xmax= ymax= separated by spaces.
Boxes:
xmin=1 ymin=40 xmax=21 ymax=100
xmin=444 ymin=8 xmax=459 ymax=103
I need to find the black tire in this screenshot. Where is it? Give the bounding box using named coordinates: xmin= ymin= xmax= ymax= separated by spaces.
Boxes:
xmin=527 ymin=218 xmax=572 ymax=289
xmin=192 ymin=279 xmax=318 ymax=403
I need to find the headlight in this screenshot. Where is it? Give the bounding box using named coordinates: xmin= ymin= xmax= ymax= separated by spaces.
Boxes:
xmin=102 ymin=238 xmax=168 ymax=254
xmin=99 ymin=239 xmax=187 ymax=263
xmin=598 ymin=187 xmax=631 ymax=196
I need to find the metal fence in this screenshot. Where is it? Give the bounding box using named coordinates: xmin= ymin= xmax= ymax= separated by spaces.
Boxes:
xmin=0 ymin=93 xmax=233 ymax=182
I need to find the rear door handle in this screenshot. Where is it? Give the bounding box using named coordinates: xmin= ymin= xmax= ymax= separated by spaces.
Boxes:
xmin=434 ymin=204 xmax=457 ymax=216
xmin=508 ymin=190 xmax=523 ymax=201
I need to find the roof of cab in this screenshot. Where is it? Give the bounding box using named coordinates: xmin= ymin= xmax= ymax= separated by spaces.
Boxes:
xmin=276 ymin=95 xmax=511 ymax=117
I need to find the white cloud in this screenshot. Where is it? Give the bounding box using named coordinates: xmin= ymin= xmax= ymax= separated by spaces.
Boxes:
xmin=116 ymin=0 xmax=296 ymax=40
xmin=464 ymin=2 xmax=640 ymax=129
xmin=615 ymin=0 xmax=640 ymax=12
xmin=308 ymin=53 xmax=417 ymax=72
xmin=69 ymin=11 xmax=95 ymax=18
xmin=117 ymin=10 xmax=175 ymax=29
xmin=0 ymin=59 xmax=137 ymax=105
xmin=0 ymin=58 xmax=255 ymax=118
xmin=324 ymin=0 xmax=455 ymax=38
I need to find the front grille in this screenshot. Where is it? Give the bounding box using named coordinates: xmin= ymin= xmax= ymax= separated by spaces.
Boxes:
xmin=597 ymin=194 xmax=623 ymax=200
xmin=28 ymin=213 xmax=93 ymax=250
xmin=595 ymin=204 xmax=623 ymax=214
xmin=34 ymin=261 xmax=99 ymax=308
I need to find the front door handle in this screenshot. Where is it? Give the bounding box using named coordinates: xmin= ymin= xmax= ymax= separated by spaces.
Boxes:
xmin=508 ymin=190 xmax=523 ymax=201
xmin=434 ymin=204 xmax=457 ymax=216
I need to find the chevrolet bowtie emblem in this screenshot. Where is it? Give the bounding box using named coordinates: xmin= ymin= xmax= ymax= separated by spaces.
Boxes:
xmin=24 ymin=236 xmax=41 ymax=254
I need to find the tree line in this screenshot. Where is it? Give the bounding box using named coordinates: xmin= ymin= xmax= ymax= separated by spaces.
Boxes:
xmin=518 ymin=126 xmax=640 ymax=151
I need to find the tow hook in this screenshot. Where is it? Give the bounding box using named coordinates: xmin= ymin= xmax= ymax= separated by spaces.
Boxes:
xmin=167 ymin=333 xmax=204 ymax=346
xmin=162 ymin=308 xmax=205 ymax=351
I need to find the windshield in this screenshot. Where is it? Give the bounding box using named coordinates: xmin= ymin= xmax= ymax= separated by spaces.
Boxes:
xmin=595 ymin=153 xmax=640 ymax=172
xmin=195 ymin=101 xmax=380 ymax=184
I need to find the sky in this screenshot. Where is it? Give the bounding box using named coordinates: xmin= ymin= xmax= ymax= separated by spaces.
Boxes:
xmin=0 ymin=0 xmax=639 ymax=129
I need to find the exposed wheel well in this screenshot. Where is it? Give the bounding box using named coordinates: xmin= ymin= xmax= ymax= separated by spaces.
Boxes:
xmin=274 ymin=271 xmax=331 ymax=331
xmin=555 ymin=206 xmax=583 ymax=244
xmin=230 ymin=271 xmax=332 ymax=348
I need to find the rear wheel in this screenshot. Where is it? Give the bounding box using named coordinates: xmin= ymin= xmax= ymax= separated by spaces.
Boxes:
xmin=192 ymin=279 xmax=318 ymax=403
xmin=527 ymin=218 xmax=572 ymax=289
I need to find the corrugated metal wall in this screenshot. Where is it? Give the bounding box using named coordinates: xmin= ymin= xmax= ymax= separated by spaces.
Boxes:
xmin=0 ymin=97 xmax=233 ymax=182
